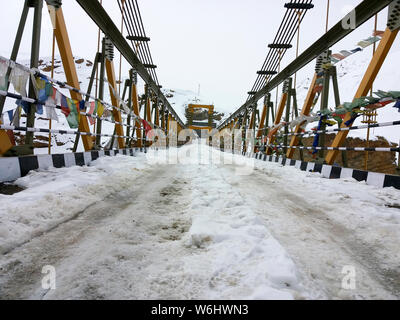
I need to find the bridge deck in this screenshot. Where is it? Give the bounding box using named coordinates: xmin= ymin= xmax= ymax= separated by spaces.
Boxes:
xmin=1 ymin=143 xmax=399 ymax=299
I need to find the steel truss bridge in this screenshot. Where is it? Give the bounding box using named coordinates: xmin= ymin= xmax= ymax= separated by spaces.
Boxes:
xmin=0 ymin=0 xmax=399 ymax=183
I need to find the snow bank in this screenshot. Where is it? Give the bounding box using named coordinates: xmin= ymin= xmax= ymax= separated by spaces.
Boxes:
xmin=251 ymin=156 xmax=400 ymax=285
xmin=0 ymin=154 xmax=148 ymax=254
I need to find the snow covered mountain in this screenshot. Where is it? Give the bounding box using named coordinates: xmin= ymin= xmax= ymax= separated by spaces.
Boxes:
xmin=162 ymin=88 xmax=213 ymax=121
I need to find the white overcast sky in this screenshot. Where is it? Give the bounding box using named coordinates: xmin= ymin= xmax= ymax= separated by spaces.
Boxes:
xmin=0 ymin=0 xmax=394 ymax=114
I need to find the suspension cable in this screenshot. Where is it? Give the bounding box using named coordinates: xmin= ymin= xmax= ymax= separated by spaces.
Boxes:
xmin=247 ymin=0 xmax=313 ymax=100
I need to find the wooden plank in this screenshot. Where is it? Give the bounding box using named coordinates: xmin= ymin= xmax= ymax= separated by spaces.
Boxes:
xmin=274 ymin=93 xmax=288 ymax=125
xmin=105 ymin=59 xmax=125 ymax=149
xmin=286 ymin=73 xmax=317 ymax=158
xmin=256 ymin=104 xmax=267 ymax=138
xmin=146 ymin=97 xmax=151 ymax=123
xmin=55 ymin=8 xmax=93 ymax=150
xmin=233 ymin=118 xmax=240 ymax=129
xmin=188 ymin=104 xmax=213 ymax=110
xmin=167 ymin=114 xmax=172 ymax=145
xmin=266 ymin=93 xmax=287 ymax=155
xmin=189 ymin=125 xmax=212 ymax=131
xmin=249 ymin=109 xmax=255 ymax=130
xmin=131 ymin=83 xmax=142 ymax=147
xmin=161 ymin=104 xmax=166 ymax=130
xmin=325 ymin=28 xmax=399 ymax=165
xmin=154 ymin=103 xmax=160 ymax=127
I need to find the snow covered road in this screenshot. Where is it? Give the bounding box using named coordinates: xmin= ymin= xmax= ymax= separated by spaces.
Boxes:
xmin=0 ymin=143 xmax=399 ymax=299
xmin=221 ymin=163 xmax=400 ymax=299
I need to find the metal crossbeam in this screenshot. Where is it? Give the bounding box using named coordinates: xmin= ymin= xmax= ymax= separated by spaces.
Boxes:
xmin=126 ymin=35 xmax=150 ymax=42
xmin=268 ymin=44 xmax=293 ymax=49
xmin=257 ymin=70 xmax=277 ymax=75
xmin=284 ymin=3 xmax=314 ymax=10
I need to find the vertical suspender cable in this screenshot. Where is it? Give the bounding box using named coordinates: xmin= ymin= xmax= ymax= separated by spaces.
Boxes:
xmin=365 ymin=14 xmax=379 ymax=170
xmin=275 ymin=50 xmax=283 ymax=116
xmin=118 ymin=0 xmax=125 ymax=95
xmin=371 ymin=14 xmax=378 ymax=95
xmin=47 ymin=7 xmax=57 ymax=155
xmin=325 ymin=0 xmax=330 ymax=32
xmin=294 ymin=10 xmax=302 ymax=90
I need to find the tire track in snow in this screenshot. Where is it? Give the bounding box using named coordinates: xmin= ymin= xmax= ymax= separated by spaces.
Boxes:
xmin=220 ymin=164 xmax=398 ymax=299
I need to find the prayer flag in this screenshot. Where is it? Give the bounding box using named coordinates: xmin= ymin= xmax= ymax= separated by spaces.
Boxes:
xmin=7 ymin=110 xmax=13 ymax=123
xmin=88 ymin=101 xmax=96 ymax=125
xmin=97 ymin=102 xmax=104 ymax=117
xmin=60 ymin=94 xmax=69 ymax=116
xmin=142 ymin=119 xmax=155 ymax=139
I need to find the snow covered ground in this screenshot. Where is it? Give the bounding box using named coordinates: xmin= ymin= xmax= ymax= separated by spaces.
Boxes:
xmin=1 ymin=142 xmax=399 ymax=299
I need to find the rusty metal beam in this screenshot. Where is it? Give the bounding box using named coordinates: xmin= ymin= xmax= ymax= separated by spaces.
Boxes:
xmin=266 ymin=93 xmax=287 ymax=155
xmin=286 ymin=73 xmax=317 ymax=158
xmin=55 ymin=8 xmax=93 ymax=150
xmin=105 ymin=59 xmax=125 ymax=149
xmin=131 ymin=82 xmax=142 ymax=148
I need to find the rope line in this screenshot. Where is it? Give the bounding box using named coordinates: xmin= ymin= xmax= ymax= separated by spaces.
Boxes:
xmin=267 ymin=120 xmax=400 ymax=138
xmin=265 ymin=144 xmax=400 ymax=152
xmin=0 ymin=56 xmax=172 ymax=131
xmin=0 ymin=89 xmax=170 ymax=132
xmin=0 ymin=124 xmax=131 ymax=139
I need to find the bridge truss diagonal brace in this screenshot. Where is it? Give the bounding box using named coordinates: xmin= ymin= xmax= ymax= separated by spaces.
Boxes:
xmin=105 ymin=59 xmax=125 ymax=149
xmin=131 ymin=82 xmax=142 ymax=148
xmin=55 ymin=8 xmax=93 ymax=151
xmin=325 ymin=27 xmax=399 ymax=165
xmin=145 ymin=96 xmax=152 ymax=123
xmin=266 ymin=92 xmax=288 ymax=155
xmin=286 ymin=73 xmax=317 ymax=158
xmin=154 ymin=101 xmax=160 ymax=127
xmin=256 ymin=104 xmax=267 ymax=139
